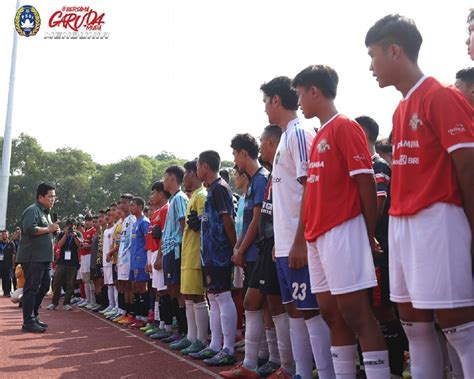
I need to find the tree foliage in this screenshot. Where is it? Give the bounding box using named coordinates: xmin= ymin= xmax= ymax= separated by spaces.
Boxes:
xmin=0 ymin=134 xmax=185 ymax=230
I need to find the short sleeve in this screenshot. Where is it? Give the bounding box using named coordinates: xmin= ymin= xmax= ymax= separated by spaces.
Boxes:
xmin=427 ymin=87 xmax=474 ymax=154
xmin=196 ymin=193 xmax=206 ymax=216
xmin=373 ymin=160 xmax=391 ymax=198
xmin=291 ymin=127 xmax=315 ymax=180
xmin=336 ymin=121 xmax=374 ymax=177
xmin=141 ymin=219 xmax=150 ymax=237
xmin=176 ymin=195 xmax=188 ymax=221
xmin=252 ymin=174 xmax=268 ymax=207
xmin=213 ymin=185 xmax=234 ymax=215
xmin=159 ymin=207 xmax=168 ymax=230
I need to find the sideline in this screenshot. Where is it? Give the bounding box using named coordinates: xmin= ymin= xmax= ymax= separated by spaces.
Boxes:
xmin=79 ymin=308 xmax=221 ymax=378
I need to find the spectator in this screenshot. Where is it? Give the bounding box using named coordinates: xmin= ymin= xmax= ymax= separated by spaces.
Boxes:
xmin=0 ymin=230 xmax=16 ymax=296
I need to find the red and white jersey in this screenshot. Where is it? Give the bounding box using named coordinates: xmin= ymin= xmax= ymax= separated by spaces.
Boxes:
xmin=145 ymin=203 xmax=169 ymax=252
xmin=304 ymin=114 xmax=373 ymax=242
xmin=390 ymin=76 xmax=474 ymax=216
xmin=272 ymin=118 xmax=315 ymax=258
xmin=79 ymin=227 xmax=96 ymax=256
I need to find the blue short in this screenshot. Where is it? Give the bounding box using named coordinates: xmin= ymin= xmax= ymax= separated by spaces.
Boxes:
xmin=202 ymin=266 xmax=232 ymax=293
xmin=163 ymin=253 xmax=181 ymax=286
xmin=129 ymin=267 xmax=149 ymax=282
xmin=275 ymin=256 xmax=318 ymax=310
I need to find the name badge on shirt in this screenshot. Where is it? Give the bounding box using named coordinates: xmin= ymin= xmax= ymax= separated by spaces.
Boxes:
xmin=0 ymin=253 xmax=3 ymax=261
xmin=65 ymin=251 xmax=72 ymax=260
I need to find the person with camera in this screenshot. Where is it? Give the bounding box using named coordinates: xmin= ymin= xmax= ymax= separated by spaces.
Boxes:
xmin=47 ymin=219 xmax=83 ymax=311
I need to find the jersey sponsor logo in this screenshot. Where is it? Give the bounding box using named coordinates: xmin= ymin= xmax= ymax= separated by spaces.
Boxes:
xmin=448 ymin=124 xmax=466 ymax=136
xmin=261 ymin=201 xmax=272 ymax=215
xmin=300 ymin=161 xmax=308 ymax=172
xmin=308 ymin=161 xmax=324 ymax=169
xmin=392 ymin=154 xmax=419 ymax=166
xmin=308 ymin=174 xmax=319 ymax=183
xmin=409 ymin=113 xmax=423 ymax=131
xmin=396 ymin=140 xmax=420 ymax=149
xmin=317 ymin=139 xmax=331 ymax=153
xmin=352 ymin=154 xmax=367 ymax=162
xmin=272 ymin=177 xmax=282 ymax=183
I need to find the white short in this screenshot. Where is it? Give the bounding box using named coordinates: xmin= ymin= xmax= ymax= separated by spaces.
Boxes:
xmin=389 ymin=202 xmax=474 ymax=309
xmin=117 ymin=263 xmax=130 ymax=281
xmin=79 ymin=254 xmax=91 ymax=274
xmin=151 ymin=251 xmax=166 ymax=291
xmin=76 ymin=268 xmax=82 ymax=280
xmin=103 ymin=265 xmax=114 ymax=285
xmin=307 ymin=215 xmax=377 ymax=295
xmin=148 ymin=250 xmax=156 ymax=279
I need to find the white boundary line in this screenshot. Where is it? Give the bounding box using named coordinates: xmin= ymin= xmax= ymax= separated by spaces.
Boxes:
xmin=79 ymin=308 xmax=220 ymax=378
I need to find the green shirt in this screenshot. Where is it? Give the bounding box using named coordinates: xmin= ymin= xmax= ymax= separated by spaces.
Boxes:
xmin=16 ymin=202 xmax=54 ymax=263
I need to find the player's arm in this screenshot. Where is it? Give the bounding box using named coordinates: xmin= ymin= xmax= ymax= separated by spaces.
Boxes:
xmin=451 ymin=148 xmax=474 ymax=254
xmin=222 ymin=214 xmax=237 ymax=248
xmin=289 ymin=178 xmax=309 ymax=269
xmin=354 ymin=173 xmax=378 ymax=252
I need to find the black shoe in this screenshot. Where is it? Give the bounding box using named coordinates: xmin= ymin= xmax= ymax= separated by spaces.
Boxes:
xmin=36 ymin=318 xmax=48 ymax=328
xmin=22 ymin=323 xmax=46 ymax=333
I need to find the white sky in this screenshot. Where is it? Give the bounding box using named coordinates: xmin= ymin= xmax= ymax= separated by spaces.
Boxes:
xmin=0 ymin=0 xmax=472 ymax=164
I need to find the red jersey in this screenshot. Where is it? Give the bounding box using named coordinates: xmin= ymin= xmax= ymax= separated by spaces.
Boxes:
xmin=79 ymin=227 xmax=96 ymax=256
xmin=145 ymin=203 xmax=169 ymax=251
xmin=304 ymin=114 xmax=374 ymax=242
xmin=390 ymin=77 xmax=474 ymax=216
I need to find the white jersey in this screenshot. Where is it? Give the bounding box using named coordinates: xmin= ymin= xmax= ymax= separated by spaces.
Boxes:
xmin=102 ymin=225 xmax=115 ymax=267
xmin=118 ymin=214 xmax=136 ymax=265
xmin=272 ymin=118 xmax=315 ymax=258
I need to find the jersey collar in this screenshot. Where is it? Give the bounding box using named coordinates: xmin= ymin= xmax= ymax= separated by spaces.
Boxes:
xmin=403 ymin=76 xmax=427 ymax=100
xmin=319 ymin=113 xmax=340 ymax=132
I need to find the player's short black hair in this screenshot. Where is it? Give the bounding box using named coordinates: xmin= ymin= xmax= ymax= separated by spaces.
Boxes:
xmin=165 ymin=165 xmax=185 ymax=185
xmin=219 ymin=169 xmax=230 ymax=184
xmin=184 ymin=159 xmax=198 ymax=174
xmin=292 ymin=65 xmax=339 ymax=99
xmin=151 ymin=181 xmax=171 ymax=198
xmin=120 ymin=193 xmax=133 ymax=201
xmin=262 ymin=124 xmax=283 ymax=143
xmin=84 ymin=214 xmax=93 ymax=221
xmin=355 ymin=115 xmax=379 ymax=143
xmin=260 ymin=76 xmax=299 ymax=111
xmin=231 ymin=134 xmax=259 ymax=159
xmin=98 ymin=209 xmax=107 ymax=215
xmin=36 ymin=183 xmax=55 ymax=199
xmin=131 ymin=197 xmax=145 ymax=209
xmin=109 ymin=202 xmax=117 ymax=208
xmin=198 ymin=150 xmax=221 ymax=173
xmin=365 ymin=14 xmax=423 ymax=62
xmin=456 ymin=67 xmax=474 ymax=85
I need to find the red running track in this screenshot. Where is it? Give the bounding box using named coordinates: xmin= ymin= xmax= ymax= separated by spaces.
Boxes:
xmin=0 ymin=296 xmax=222 ymax=378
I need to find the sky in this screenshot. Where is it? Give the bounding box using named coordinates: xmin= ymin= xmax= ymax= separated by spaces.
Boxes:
xmin=0 ymin=0 xmax=472 ymax=164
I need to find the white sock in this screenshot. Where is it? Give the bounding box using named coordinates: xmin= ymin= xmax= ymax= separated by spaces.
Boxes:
xmin=108 ymin=286 xmax=115 ymax=308
xmin=402 ymin=321 xmax=442 ymax=379
xmin=215 ymin=291 xmax=237 ymax=355
xmin=89 ymin=281 xmax=96 ymax=304
xmin=444 ymin=321 xmax=474 ymax=378
xmin=289 ymin=317 xmax=314 ymax=379
xmin=113 ymin=286 xmax=119 ymax=309
xmin=266 ymin=327 xmax=281 ymax=365
xmin=243 ymin=309 xmax=264 ymax=370
xmin=362 ymin=350 xmax=390 ymax=379
xmin=272 ymin=313 xmax=295 ymax=375
xmin=185 ymin=300 xmax=197 ymax=341
xmin=165 ymin=323 xmax=172 ymax=332
xmin=305 ymin=315 xmax=335 ymax=379
xmin=208 ymin=293 xmax=223 ymax=352
xmin=258 ymin=331 xmax=269 ymax=360
xmin=154 ymin=301 xmax=160 ymax=321
xmin=84 ymin=280 xmax=92 ymax=303
xmin=330 ymin=345 xmax=357 ymax=379
xmin=159 ymin=320 xmax=165 ymax=329
xmin=194 ymin=301 xmax=209 ymax=343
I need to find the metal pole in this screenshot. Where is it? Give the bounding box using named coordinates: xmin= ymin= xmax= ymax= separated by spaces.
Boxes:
xmin=0 ymin=0 xmax=20 ymax=229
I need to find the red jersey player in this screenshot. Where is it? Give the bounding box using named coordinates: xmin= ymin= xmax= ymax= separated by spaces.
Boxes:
xmin=366 ymin=14 xmax=474 ymax=378
xmin=292 ymin=64 xmax=389 ymax=378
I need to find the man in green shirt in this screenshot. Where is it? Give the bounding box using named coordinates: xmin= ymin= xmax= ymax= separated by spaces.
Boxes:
xmin=16 ymin=183 xmax=59 ymax=333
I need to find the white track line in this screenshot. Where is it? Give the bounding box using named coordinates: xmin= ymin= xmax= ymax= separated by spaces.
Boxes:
xmin=79 ymin=308 xmax=220 ymax=378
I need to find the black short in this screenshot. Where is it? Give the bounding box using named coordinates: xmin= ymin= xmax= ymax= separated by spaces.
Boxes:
xmin=202 ymin=266 xmax=232 ymax=293
xmin=369 ymin=266 xmax=391 ymax=308
xmin=248 ymin=239 xmax=280 ymax=296
xmin=163 ymin=253 xmax=181 ymax=286
xmin=243 ymin=261 xmax=256 ymax=293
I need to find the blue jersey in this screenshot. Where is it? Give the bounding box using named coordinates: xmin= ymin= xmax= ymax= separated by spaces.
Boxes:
xmin=201 ymin=178 xmax=234 ymax=267
xmin=162 ymin=190 xmax=188 ymax=259
xmin=130 ymin=215 xmax=150 ymax=270
xmin=242 ymin=167 xmax=269 ymax=262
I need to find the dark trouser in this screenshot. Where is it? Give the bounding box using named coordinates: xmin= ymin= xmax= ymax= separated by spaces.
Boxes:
xmin=52 ymin=264 xmax=78 ymax=306
xmin=22 ymin=262 xmax=51 ymax=325
xmin=0 ymin=262 xmax=12 ymax=296
xmin=11 ymin=267 xmax=17 ymax=291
